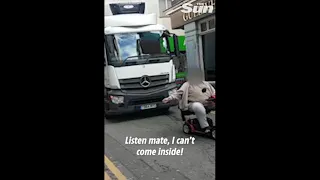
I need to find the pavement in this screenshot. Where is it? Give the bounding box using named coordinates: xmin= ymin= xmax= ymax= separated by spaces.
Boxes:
xmin=104 ymin=106 xmax=215 ymax=180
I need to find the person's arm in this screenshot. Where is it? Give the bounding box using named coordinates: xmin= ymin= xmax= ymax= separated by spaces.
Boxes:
xmin=167 ymin=89 xmax=183 ymax=101
xmin=162 ymin=83 xmax=187 ymax=103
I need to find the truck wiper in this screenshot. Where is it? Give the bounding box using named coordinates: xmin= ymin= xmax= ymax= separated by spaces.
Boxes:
xmin=121 ymin=55 xmax=150 ymax=66
xmin=123 ymin=61 xmax=138 ymax=66
xmin=148 ymin=59 xmax=160 ymax=63
xmin=144 ymin=55 xmax=170 ymax=64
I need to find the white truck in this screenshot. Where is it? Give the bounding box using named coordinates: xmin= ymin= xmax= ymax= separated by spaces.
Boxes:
xmin=104 ymin=12 xmax=181 ymax=116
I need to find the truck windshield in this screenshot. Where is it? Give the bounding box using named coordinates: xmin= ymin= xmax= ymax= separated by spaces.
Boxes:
xmin=105 ymin=31 xmax=171 ymax=66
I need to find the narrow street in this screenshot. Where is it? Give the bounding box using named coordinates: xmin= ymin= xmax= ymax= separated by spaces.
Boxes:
xmin=104 ymin=106 xmax=215 ymax=180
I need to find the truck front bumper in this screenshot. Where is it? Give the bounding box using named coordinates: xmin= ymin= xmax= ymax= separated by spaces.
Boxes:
xmin=105 ymin=83 xmax=177 ymax=116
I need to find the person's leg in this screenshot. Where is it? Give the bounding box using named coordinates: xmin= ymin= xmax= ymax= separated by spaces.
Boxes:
xmin=189 ymin=102 xmax=209 ymax=130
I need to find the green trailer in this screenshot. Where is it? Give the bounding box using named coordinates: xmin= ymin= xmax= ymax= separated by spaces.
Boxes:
xmin=161 ymin=36 xmax=186 ymax=52
xmin=161 ymin=36 xmax=187 ymax=88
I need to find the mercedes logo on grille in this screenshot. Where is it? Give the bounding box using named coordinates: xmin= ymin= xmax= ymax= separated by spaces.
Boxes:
xmin=140 ymin=75 xmax=151 ymax=88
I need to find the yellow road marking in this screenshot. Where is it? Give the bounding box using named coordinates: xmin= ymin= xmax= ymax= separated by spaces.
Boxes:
xmin=104 ymin=171 xmax=111 ymax=180
xmin=104 ymin=155 xmax=127 ymax=180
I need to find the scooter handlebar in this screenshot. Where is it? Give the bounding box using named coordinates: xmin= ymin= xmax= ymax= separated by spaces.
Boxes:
xmin=206 ymin=98 xmax=216 ymax=102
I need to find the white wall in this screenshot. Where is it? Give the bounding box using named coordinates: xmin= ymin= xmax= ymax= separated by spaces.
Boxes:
xmin=104 ymin=0 xmax=184 ymax=35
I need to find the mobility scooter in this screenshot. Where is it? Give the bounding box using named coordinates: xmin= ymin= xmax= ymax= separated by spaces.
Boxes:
xmin=181 ymin=96 xmax=216 ymax=139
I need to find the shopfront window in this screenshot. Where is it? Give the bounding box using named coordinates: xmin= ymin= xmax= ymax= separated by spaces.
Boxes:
xmin=201 ymin=22 xmax=207 ymax=31
xmin=199 ymin=17 xmax=215 ymax=81
xmin=209 ymin=19 xmax=215 ymax=29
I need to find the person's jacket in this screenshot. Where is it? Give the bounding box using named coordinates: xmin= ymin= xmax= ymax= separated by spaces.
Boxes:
xmin=167 ymin=81 xmax=216 ymax=111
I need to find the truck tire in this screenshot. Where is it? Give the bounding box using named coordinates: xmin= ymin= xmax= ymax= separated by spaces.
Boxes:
xmin=104 ymin=100 xmax=110 ymax=119
xmin=159 ymin=107 xmax=170 ymax=114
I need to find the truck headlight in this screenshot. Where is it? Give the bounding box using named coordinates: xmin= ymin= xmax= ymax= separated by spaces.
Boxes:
xmin=168 ymin=89 xmax=177 ymax=96
xmin=110 ymin=95 xmax=124 ymax=104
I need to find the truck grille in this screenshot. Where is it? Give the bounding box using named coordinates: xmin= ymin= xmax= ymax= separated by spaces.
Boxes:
xmin=119 ymin=74 xmax=169 ymax=90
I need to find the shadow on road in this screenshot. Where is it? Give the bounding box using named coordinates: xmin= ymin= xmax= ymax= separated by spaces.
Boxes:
xmin=105 ymin=108 xmax=177 ymax=123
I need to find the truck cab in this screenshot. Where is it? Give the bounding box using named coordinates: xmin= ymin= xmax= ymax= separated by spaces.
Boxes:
xmin=104 ymin=11 xmax=180 ymax=116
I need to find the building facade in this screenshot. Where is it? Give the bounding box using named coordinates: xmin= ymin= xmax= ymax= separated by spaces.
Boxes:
xmin=164 ymin=0 xmax=215 ymax=82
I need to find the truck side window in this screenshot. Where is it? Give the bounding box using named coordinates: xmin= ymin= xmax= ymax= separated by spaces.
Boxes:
xmin=105 ymin=35 xmax=118 ymax=61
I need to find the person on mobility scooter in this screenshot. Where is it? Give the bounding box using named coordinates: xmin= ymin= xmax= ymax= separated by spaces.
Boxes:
xmin=162 ymin=68 xmax=216 ymax=139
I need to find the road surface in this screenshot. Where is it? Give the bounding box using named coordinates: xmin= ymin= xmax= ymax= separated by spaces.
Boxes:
xmin=104 ymin=106 xmax=215 ymax=180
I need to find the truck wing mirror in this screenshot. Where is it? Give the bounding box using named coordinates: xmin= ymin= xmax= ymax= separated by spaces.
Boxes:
xmin=162 ymin=30 xmax=171 ymax=38
xmin=173 ymin=34 xmax=180 ymax=57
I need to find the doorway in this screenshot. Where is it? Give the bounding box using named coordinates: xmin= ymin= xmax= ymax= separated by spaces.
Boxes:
xmin=198 ymin=16 xmax=215 ymax=81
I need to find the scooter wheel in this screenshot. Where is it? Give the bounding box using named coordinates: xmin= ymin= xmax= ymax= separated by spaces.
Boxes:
xmin=183 ymin=123 xmax=191 ymax=134
xmin=211 ymin=129 xmax=216 ymax=140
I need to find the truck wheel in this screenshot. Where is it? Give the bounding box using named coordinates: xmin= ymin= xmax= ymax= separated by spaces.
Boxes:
xmin=104 ymin=102 xmax=109 ymax=119
xmin=104 ymin=110 xmax=108 ymax=119
xmin=160 ymin=107 xmax=170 ymax=114
xmin=104 ymin=111 xmax=113 ymax=119
xmin=104 ymin=91 xmax=109 ymax=117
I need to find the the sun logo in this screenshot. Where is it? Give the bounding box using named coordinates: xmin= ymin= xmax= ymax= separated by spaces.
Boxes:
xmin=181 ymin=0 xmax=215 ymax=14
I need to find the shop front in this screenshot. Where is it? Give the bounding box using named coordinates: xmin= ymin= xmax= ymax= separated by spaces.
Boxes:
xmin=167 ymin=0 xmax=215 ymax=82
